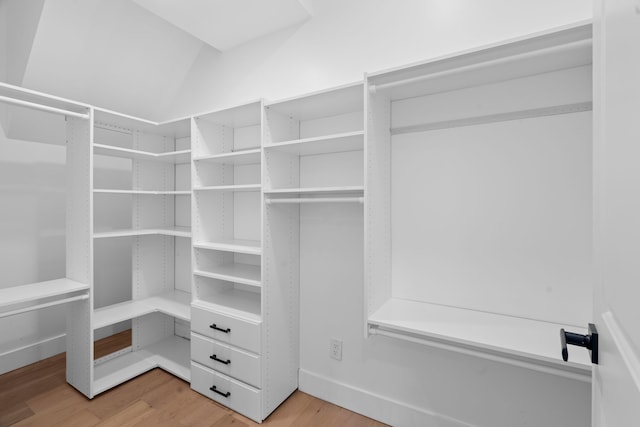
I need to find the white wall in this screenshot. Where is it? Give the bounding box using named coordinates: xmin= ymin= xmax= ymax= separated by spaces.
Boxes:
xmin=0 ymin=124 xmax=68 ymax=373
xmin=169 ymin=0 xmax=592 ymax=118
xmin=170 ymin=1 xmax=593 ymax=426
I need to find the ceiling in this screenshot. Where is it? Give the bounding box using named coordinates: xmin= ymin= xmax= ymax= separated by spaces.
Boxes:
xmin=131 ymin=0 xmax=313 ymax=51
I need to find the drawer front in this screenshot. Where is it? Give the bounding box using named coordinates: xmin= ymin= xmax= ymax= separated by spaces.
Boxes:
xmin=191 ymin=333 xmax=261 ymax=388
xmin=191 ymin=362 xmax=261 ymax=422
xmin=191 ymin=306 xmax=261 ymax=354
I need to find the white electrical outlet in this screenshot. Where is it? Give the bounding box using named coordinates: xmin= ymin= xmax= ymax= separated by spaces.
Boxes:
xmin=330 ymin=338 xmax=343 ymax=361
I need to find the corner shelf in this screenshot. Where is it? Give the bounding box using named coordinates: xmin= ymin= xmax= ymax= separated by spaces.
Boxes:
xmin=93 ymin=226 xmax=192 ymax=239
xmin=93 ymin=335 xmax=190 ymax=394
xmin=93 ymin=143 xmax=191 ymax=164
xmin=93 ymin=189 xmax=191 ymax=195
xmin=93 ymin=290 xmax=191 ymax=329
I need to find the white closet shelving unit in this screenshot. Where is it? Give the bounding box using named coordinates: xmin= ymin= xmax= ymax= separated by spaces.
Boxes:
xmin=365 ymin=23 xmax=593 ymax=380
xmin=190 ymin=101 xmax=269 ymax=422
xmin=89 ymin=109 xmax=192 ymax=395
xmin=263 ymin=83 xmax=364 ymax=201
xmin=0 ymin=82 xmax=93 ymax=395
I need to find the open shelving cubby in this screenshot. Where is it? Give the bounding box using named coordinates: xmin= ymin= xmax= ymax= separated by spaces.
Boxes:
xmin=263 ymin=82 xmax=364 ymax=201
xmin=365 ymin=23 xmax=593 ymax=380
xmin=90 ymin=109 xmax=193 ymax=395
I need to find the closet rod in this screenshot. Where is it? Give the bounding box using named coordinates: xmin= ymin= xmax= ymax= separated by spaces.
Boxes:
xmin=369 ymin=39 xmax=591 ymax=94
xmin=391 ymin=101 xmax=592 ymax=136
xmin=0 ymin=95 xmax=90 ymax=119
xmin=0 ymin=294 xmax=89 ymax=319
xmin=266 ymin=197 xmax=364 ymax=205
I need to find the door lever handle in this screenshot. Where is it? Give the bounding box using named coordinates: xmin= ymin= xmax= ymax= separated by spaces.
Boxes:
xmin=560 ymin=323 xmax=598 ymax=364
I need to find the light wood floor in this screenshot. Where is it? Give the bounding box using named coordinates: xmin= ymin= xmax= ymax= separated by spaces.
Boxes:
xmin=0 ymin=330 xmax=387 ymax=426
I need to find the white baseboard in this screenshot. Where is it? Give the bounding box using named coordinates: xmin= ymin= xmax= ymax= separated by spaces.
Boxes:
xmin=299 ymin=369 xmax=475 ymax=427
xmin=0 ymin=333 xmax=66 ymax=375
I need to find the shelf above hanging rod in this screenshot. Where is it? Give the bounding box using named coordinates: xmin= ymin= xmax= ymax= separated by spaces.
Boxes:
xmin=368 ymin=39 xmax=591 ymax=95
xmin=0 ymin=95 xmax=90 ymax=119
xmin=391 ymin=101 xmax=592 ymax=136
xmin=266 ymin=197 xmax=364 ymax=205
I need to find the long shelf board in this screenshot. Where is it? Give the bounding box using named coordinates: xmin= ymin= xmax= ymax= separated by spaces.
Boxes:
xmin=93 ymin=226 xmax=191 ymax=239
xmin=194 ymin=263 xmax=261 ymax=288
xmin=368 ymin=298 xmax=592 ymax=379
xmin=192 ymin=290 xmax=261 ymax=323
xmin=93 ymin=335 xmax=190 ymax=395
xmin=265 ymin=82 xmax=364 ymax=121
xmin=193 ymin=149 xmax=261 ymax=165
xmin=265 ymin=131 xmax=364 ymax=155
xmin=94 ymin=143 xmax=191 ymax=164
xmin=193 ymin=184 xmax=261 ymax=192
xmin=94 ymin=189 xmax=191 ymax=195
xmin=0 ymin=278 xmax=89 ymax=310
xmin=264 ymin=186 xmax=364 ymax=196
xmin=93 ymin=290 xmax=191 ymax=329
xmin=194 ymin=239 xmax=262 ymax=256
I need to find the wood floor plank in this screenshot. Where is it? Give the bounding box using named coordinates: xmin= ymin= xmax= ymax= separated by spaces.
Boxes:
xmin=171 ymin=394 xmax=230 ymax=427
xmin=52 ymin=409 xmax=101 ymax=427
xmin=0 ymin=330 xmax=390 ymax=427
xmin=0 ymin=403 xmax=33 ymax=427
xmin=95 ymin=400 xmax=156 ymax=427
xmin=86 ymin=369 xmax=174 ymax=419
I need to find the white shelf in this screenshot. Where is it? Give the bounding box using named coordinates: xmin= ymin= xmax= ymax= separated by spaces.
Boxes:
xmin=194 ymin=239 xmax=262 ymax=256
xmin=93 ymin=226 xmax=192 ymax=239
xmin=194 ymin=289 xmax=261 ymax=323
xmin=94 ymin=143 xmax=191 ymax=164
xmin=264 ymin=131 xmax=364 ymax=155
xmin=93 ymin=189 xmax=191 ymax=195
xmin=265 ymin=82 xmax=363 ymax=121
xmin=193 ymin=184 xmax=261 ymax=192
xmin=93 ymin=290 xmax=191 ymax=329
xmin=93 ymin=335 xmax=190 ymax=395
xmin=368 ymin=298 xmax=592 ymax=378
xmin=264 ymin=186 xmax=364 ymax=196
xmin=194 ymin=263 xmax=261 ymax=288
xmin=0 ymin=278 xmax=89 ymax=309
xmin=193 ymin=149 xmax=261 ymax=165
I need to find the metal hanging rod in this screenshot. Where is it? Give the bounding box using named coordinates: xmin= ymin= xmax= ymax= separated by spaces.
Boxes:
xmin=0 ymin=95 xmax=90 ymax=120
xmin=266 ymin=197 xmax=364 ymax=205
xmin=369 ymin=39 xmax=591 ymax=94
xmin=391 ymin=101 xmax=592 ymax=136
xmin=0 ymin=294 xmax=89 ymax=319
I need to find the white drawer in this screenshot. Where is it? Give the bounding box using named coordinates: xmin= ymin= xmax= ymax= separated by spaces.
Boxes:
xmin=191 ymin=304 xmax=261 ymax=354
xmin=191 ymin=362 xmax=262 ymax=422
xmin=191 ymin=333 xmax=261 ymax=388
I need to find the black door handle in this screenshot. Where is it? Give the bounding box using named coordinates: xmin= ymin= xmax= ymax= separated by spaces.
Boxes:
xmin=560 ymin=323 xmax=598 ymax=364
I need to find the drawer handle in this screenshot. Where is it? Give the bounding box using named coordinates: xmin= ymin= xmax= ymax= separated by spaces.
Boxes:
xmin=210 ymin=323 xmax=231 ymax=333
xmin=210 ymin=354 xmax=231 ymax=365
xmin=210 ymin=385 xmax=231 ymax=398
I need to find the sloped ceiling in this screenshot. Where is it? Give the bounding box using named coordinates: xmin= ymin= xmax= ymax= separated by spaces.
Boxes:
xmin=132 ymin=0 xmax=313 ymax=52
xmin=17 ymin=0 xmax=207 ymax=120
